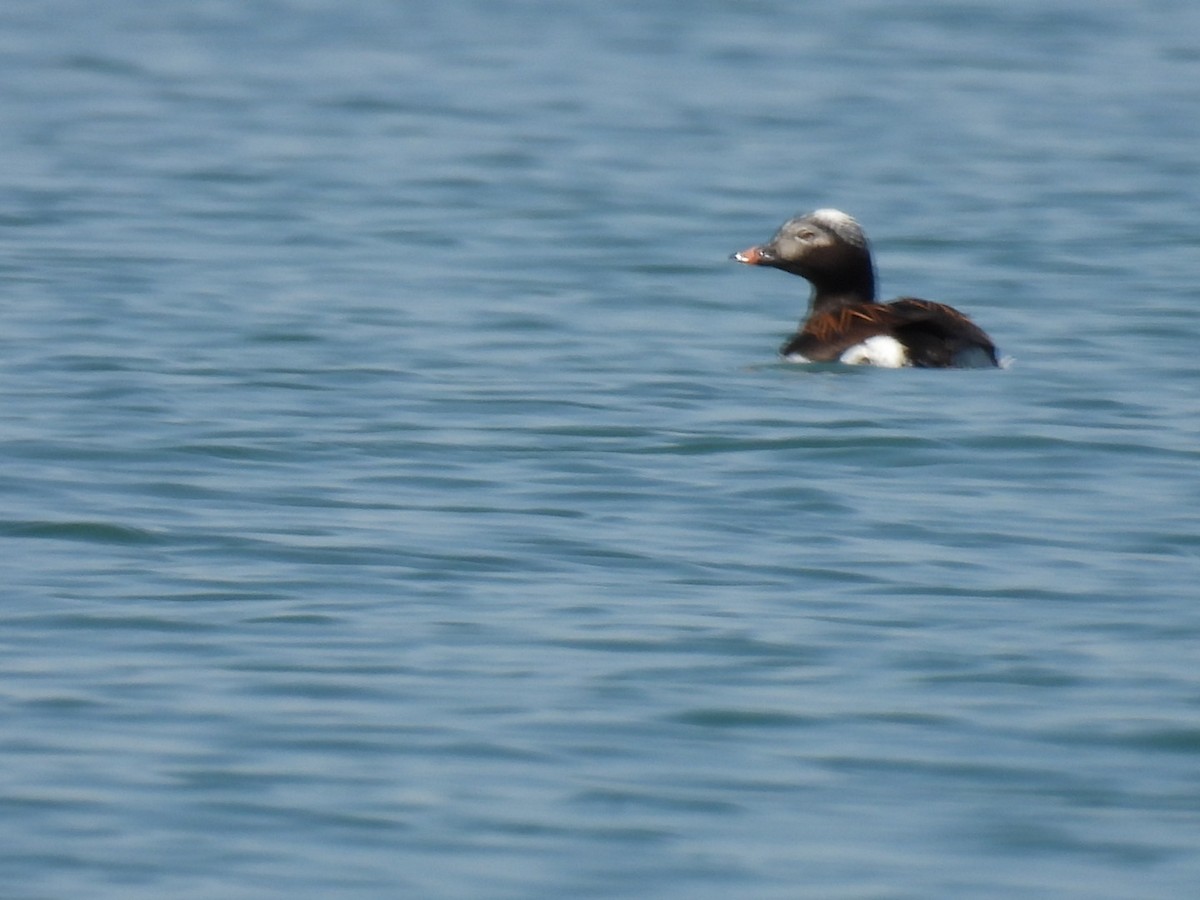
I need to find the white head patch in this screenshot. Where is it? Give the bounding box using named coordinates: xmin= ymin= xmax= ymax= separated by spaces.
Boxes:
xmin=807 ymin=208 xmax=867 ymax=248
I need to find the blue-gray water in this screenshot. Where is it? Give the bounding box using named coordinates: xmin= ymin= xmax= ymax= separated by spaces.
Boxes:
xmin=3 ymin=1 xmax=1199 ymax=898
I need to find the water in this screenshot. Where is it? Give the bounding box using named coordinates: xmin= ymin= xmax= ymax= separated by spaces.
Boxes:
xmin=3 ymin=1 xmax=1199 ymax=897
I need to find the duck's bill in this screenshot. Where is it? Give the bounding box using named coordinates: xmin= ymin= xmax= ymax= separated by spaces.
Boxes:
xmin=730 ymin=245 xmax=774 ymax=265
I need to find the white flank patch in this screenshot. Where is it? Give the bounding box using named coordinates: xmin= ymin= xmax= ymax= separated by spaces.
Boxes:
xmin=839 ymin=335 xmax=909 ymax=367
xmin=782 ymin=351 xmax=811 ymax=363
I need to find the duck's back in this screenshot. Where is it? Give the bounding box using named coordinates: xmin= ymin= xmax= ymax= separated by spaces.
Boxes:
xmin=781 ymin=298 xmax=998 ymax=368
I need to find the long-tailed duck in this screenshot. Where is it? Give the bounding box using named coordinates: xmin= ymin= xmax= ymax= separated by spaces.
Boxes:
xmin=732 ymin=209 xmax=998 ymax=368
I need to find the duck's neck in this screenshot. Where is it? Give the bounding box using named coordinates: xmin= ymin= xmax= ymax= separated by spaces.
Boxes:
xmin=807 ymin=278 xmax=877 ymax=316
xmin=804 ymin=259 xmax=877 ymax=315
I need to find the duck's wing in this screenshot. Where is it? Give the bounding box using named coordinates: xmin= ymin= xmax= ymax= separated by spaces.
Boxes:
xmin=780 ymin=305 xmax=896 ymax=361
xmin=884 ymin=298 xmax=998 ymax=368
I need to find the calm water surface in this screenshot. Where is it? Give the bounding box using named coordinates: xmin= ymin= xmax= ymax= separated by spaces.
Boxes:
xmin=2 ymin=1 xmax=1200 ymax=898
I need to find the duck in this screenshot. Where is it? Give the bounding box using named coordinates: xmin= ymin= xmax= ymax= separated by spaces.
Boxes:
xmin=732 ymin=209 xmax=998 ymax=368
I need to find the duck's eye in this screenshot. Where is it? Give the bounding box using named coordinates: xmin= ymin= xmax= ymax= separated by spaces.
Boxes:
xmin=796 ymin=229 xmax=817 ymax=241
